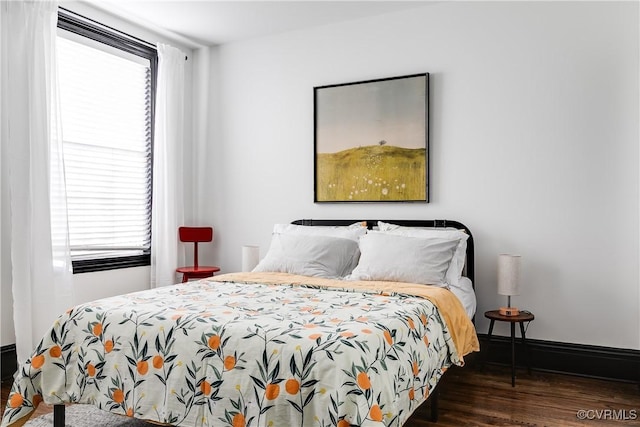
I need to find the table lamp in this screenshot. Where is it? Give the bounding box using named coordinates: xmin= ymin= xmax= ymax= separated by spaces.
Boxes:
xmin=498 ymin=254 xmax=521 ymax=316
xmin=242 ymin=245 xmax=260 ymax=272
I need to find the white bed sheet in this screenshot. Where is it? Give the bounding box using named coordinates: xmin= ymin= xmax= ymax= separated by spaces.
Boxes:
xmin=449 ymin=277 xmax=476 ymax=318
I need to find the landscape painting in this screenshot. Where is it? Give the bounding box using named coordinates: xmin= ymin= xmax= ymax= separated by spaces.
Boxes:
xmin=314 ymin=73 xmax=429 ymax=202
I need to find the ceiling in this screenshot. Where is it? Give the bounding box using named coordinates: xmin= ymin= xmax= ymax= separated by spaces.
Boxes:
xmin=90 ymin=1 xmax=430 ymax=47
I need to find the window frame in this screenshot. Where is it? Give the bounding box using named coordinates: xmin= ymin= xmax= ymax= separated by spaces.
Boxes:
xmin=57 ymin=8 xmax=157 ymax=274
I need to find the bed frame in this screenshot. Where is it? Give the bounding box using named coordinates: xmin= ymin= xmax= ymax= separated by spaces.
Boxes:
xmin=50 ymin=219 xmax=474 ymax=426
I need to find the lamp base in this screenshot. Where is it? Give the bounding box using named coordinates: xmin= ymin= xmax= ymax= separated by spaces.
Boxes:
xmin=499 ymin=306 xmax=520 ymax=316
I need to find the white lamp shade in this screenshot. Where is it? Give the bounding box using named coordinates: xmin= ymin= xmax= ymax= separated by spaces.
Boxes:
xmin=242 ymin=245 xmax=260 ymax=272
xmin=497 ymin=254 xmax=521 ymax=296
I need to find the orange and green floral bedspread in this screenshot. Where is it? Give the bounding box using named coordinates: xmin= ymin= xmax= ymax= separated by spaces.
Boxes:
xmin=2 ymin=272 xmax=478 ymax=427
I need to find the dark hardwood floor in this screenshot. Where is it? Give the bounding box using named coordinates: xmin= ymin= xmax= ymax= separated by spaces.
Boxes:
xmin=411 ymin=361 xmax=639 ymax=426
xmin=2 ymin=360 xmax=639 ymax=426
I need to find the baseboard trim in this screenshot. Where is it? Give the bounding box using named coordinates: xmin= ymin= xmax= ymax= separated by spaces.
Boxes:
xmin=477 ymin=333 xmax=640 ymax=384
xmin=1 ymin=344 xmax=17 ymax=383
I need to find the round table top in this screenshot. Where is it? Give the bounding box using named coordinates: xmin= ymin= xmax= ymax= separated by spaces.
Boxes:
xmin=484 ymin=309 xmax=534 ymax=322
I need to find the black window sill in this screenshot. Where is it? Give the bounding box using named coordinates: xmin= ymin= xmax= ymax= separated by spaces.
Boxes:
xmin=72 ymin=254 xmax=150 ymax=274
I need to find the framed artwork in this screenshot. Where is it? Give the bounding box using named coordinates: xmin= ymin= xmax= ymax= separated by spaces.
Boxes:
xmin=314 ymin=73 xmax=429 ymax=203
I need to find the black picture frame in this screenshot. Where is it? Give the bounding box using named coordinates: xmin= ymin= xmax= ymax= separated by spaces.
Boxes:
xmin=314 ymin=73 xmax=429 ymax=203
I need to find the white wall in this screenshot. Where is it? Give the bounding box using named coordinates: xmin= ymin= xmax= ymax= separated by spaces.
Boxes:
xmin=2 ymin=1 xmax=637 ymax=352
xmin=206 ymin=2 xmax=639 ymax=349
xmin=0 ymin=2 xmax=197 ymax=347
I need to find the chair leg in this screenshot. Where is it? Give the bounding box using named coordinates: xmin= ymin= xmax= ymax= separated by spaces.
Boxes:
xmin=182 ymin=273 xmax=188 ymax=283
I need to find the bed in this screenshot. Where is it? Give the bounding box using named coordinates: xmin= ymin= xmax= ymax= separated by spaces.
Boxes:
xmin=1 ymin=219 xmax=479 ymax=427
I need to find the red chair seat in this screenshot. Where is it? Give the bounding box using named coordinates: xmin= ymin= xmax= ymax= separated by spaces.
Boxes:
xmin=176 ymin=266 xmax=220 ymax=282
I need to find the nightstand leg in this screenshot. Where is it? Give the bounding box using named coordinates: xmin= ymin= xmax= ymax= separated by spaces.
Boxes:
xmin=510 ymin=322 xmax=516 ymax=387
xmin=520 ymin=321 xmax=531 ymax=375
xmin=483 ymin=319 xmax=496 ymax=369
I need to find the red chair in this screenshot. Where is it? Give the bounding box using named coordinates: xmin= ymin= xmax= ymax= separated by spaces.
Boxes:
xmin=176 ymin=226 xmax=220 ymax=283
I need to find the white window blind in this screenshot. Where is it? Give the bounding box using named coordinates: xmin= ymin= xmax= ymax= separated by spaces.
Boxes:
xmin=57 ymin=35 xmax=152 ymax=261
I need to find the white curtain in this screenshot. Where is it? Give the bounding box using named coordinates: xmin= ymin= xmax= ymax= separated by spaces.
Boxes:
xmin=0 ymin=0 xmax=74 ymax=363
xmin=151 ymin=43 xmax=186 ymax=288
xmin=189 ymin=47 xmax=218 ymax=268
xmin=191 ymin=47 xmax=211 ymax=225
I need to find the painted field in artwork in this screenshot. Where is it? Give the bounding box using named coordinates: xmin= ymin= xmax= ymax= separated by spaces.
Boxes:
xmin=316 ymin=145 xmax=426 ymax=201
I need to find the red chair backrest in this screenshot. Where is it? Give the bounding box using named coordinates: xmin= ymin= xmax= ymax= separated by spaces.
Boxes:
xmin=178 ymin=227 xmax=214 ymax=269
xmin=179 ymin=227 xmax=213 ymax=243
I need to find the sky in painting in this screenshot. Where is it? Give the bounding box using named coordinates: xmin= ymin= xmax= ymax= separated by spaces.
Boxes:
xmin=315 ymin=75 xmax=427 ymax=154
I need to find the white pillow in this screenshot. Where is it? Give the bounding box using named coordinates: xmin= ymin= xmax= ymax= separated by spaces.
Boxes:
xmin=346 ymin=231 xmax=459 ymax=287
xmin=253 ymin=233 xmax=360 ymax=279
xmin=377 ymin=221 xmax=468 ymax=286
xmin=273 ymin=223 xmax=366 ymax=241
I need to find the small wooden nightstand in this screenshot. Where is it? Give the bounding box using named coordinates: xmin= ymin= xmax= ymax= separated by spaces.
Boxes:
xmin=484 ymin=309 xmax=535 ymax=387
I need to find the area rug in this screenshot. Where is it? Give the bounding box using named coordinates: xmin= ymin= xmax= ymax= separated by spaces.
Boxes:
xmin=24 ymin=405 xmax=156 ymax=427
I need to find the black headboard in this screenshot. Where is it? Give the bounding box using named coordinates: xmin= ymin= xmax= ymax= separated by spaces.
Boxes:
xmin=291 ymin=219 xmax=474 ymax=286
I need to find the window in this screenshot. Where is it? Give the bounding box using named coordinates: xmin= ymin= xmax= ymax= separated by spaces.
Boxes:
xmin=57 ymin=10 xmax=157 ymax=273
